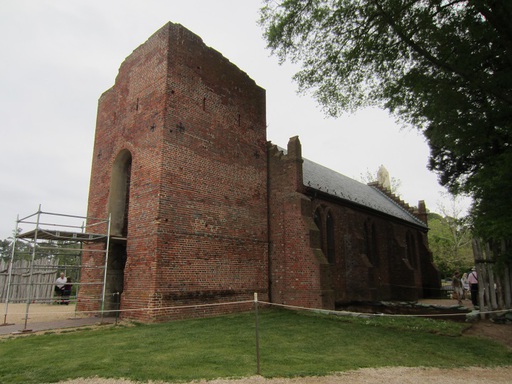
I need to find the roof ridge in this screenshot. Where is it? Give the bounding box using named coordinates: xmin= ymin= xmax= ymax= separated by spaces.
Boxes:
xmin=368 ymin=183 xmax=426 ymax=226
xmin=271 ymin=140 xmax=427 ymax=228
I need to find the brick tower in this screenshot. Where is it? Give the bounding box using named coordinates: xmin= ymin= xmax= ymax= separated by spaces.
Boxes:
xmin=79 ymin=23 xmax=269 ymax=321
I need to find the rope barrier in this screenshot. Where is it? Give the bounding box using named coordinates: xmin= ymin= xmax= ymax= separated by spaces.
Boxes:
xmin=4 ymin=297 xmax=511 ymax=323
xmin=259 ymin=301 xmax=512 ymax=319
xmin=105 ymin=299 xmax=254 ymax=314
xmin=3 ymin=299 xmax=255 ymax=320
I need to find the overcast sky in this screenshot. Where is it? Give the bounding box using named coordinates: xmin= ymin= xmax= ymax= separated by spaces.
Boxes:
xmin=0 ymin=0 xmax=469 ymax=239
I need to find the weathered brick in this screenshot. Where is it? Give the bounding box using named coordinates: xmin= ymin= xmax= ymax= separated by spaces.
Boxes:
xmin=78 ymin=22 xmax=440 ymax=322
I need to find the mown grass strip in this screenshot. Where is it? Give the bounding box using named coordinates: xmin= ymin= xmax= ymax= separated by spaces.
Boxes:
xmin=0 ymin=308 xmax=510 ymax=383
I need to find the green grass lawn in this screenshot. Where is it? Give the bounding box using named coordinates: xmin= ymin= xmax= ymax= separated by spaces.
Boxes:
xmin=0 ymin=308 xmax=510 ymax=383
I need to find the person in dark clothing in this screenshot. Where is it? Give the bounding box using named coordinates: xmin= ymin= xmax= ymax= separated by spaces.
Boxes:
xmin=468 ymin=268 xmax=479 ymax=308
xmin=62 ymin=277 xmax=72 ymax=305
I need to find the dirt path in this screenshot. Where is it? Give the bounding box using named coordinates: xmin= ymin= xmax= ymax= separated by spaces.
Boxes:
xmin=2 ymin=303 xmax=85 ymax=324
xmin=420 ymin=298 xmax=512 ymax=349
xmin=58 ymin=367 xmax=512 ymax=384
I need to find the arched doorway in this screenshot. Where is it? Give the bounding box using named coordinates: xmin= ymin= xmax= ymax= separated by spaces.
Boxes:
xmin=108 ymin=149 xmax=132 ymax=237
xmin=105 ymin=149 xmax=132 ymax=311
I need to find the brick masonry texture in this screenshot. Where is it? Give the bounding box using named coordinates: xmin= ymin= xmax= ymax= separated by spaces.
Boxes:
xmin=78 ymin=22 xmax=440 ymax=322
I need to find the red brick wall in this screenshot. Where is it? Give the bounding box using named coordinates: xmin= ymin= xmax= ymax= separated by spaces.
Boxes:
xmin=80 ymin=23 xmax=268 ymax=321
xmin=314 ymin=200 xmax=439 ymax=304
xmin=79 ymin=22 xmax=439 ymax=320
xmin=268 ymin=137 xmax=440 ymax=309
xmin=267 ymin=138 xmax=334 ymax=309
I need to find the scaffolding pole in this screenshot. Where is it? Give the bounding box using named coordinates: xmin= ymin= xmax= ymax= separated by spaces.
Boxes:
xmin=1 ymin=206 xmax=111 ymax=329
xmin=1 ymin=215 xmax=19 ymax=326
xmin=100 ymin=213 xmax=112 ymax=322
xmin=22 ymin=206 xmax=42 ymax=331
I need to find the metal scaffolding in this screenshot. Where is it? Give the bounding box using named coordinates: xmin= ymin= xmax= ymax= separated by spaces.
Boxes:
xmin=1 ymin=205 xmax=111 ymax=330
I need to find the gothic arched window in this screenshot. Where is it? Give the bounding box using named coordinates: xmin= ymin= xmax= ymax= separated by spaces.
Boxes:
xmin=314 ymin=207 xmax=336 ymax=264
xmin=314 ymin=207 xmax=323 ymax=247
xmin=364 ymin=220 xmax=378 ymax=266
xmin=406 ymin=231 xmax=417 ymax=268
xmin=326 ymin=212 xmax=335 ymax=263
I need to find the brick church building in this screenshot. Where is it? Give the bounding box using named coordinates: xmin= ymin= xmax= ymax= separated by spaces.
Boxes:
xmin=78 ymin=22 xmax=440 ymax=321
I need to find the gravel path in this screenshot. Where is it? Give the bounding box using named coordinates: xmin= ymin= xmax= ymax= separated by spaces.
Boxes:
xmin=58 ymin=367 xmax=512 ymax=384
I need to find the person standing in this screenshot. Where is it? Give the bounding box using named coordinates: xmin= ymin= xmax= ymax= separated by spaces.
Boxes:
xmin=55 ymin=272 xmax=67 ymax=304
xmin=468 ymin=267 xmax=479 ymax=308
xmin=461 ymin=272 xmax=469 ymax=299
xmin=452 ymin=271 xmax=463 ymax=306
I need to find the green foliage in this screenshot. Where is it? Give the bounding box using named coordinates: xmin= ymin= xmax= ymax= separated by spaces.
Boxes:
xmin=0 ymin=238 xmax=12 ymax=260
xmin=428 ymin=212 xmax=473 ymax=277
xmin=0 ymin=309 xmax=511 ymax=383
xmin=0 ymin=233 xmax=82 ymax=283
xmin=1 ymin=239 xmax=32 ymax=262
xmin=52 ymin=241 xmax=82 ymax=282
xmin=260 ymin=0 xmax=512 ymax=243
xmin=471 ymin=150 xmax=512 ymax=241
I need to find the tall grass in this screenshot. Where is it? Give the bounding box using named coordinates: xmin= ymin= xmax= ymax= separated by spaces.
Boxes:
xmin=0 ymin=308 xmax=510 ymax=383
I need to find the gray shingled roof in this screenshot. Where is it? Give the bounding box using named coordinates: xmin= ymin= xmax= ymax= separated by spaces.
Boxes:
xmin=302 ymin=158 xmax=427 ymax=228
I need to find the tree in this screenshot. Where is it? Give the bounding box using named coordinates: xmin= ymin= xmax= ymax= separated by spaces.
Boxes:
xmin=0 ymin=239 xmax=12 ymax=261
xmin=428 ymin=213 xmax=473 ymax=277
xmin=427 ymin=194 xmax=474 ymax=277
xmin=260 ymin=0 xmax=512 ymax=243
xmin=0 ymin=229 xmax=23 ymax=261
